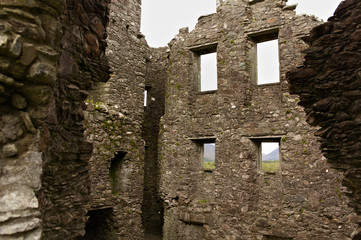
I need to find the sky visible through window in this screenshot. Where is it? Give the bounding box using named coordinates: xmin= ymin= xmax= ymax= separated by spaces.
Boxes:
xmin=257 ymin=39 xmax=279 ymax=85
xmin=261 ymin=142 xmax=279 ymax=158
xmin=201 ymin=53 xmax=217 ymax=91
xmin=203 ymin=143 xmax=215 ymax=169
xmin=261 ymin=142 xmax=280 ymax=172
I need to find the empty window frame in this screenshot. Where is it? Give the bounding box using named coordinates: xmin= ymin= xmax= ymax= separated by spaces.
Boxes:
xmin=144 ymin=89 xmax=148 ymax=106
xmin=190 ymin=43 xmax=218 ymax=92
xmin=249 ymin=29 xmax=280 ymax=85
xmin=260 ymin=141 xmax=280 ymax=172
xmin=251 ymin=137 xmax=281 ymax=172
xmin=202 ymin=142 xmax=215 ymax=170
xmin=200 ymin=52 xmax=217 ymax=91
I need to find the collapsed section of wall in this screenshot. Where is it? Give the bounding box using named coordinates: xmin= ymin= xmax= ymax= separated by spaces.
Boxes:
xmin=287 ymin=0 xmax=361 ymax=238
xmin=160 ymin=0 xmax=357 ymax=239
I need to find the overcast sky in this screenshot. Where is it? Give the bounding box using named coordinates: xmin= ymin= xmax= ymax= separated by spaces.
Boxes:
xmin=141 ymin=0 xmax=344 ymax=47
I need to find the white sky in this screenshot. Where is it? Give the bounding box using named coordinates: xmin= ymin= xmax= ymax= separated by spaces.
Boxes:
xmin=201 ymin=53 xmax=218 ymax=91
xmin=257 ymin=39 xmax=279 ymax=85
xmin=262 ymin=142 xmax=279 ymax=155
xmin=141 ymin=0 xmax=343 ymax=47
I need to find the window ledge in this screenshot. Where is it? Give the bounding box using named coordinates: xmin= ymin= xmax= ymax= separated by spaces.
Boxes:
xmin=257 ymin=82 xmax=280 ymax=87
xmin=197 ymin=90 xmax=218 ymax=95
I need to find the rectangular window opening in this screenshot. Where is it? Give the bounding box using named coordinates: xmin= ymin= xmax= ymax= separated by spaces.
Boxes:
xmin=248 ymin=29 xmax=280 ymax=85
xmin=190 ymin=43 xmax=218 ymax=93
xmin=200 ymin=52 xmax=217 ymax=92
xmin=144 ymin=89 xmax=148 ymax=107
xmin=202 ymin=142 xmax=215 ymax=170
xmin=257 ymin=39 xmax=280 ymax=85
xmin=260 ymin=141 xmax=280 ymax=172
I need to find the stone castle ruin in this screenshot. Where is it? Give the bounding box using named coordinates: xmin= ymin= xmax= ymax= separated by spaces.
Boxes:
xmin=0 ymin=0 xmax=360 ymax=239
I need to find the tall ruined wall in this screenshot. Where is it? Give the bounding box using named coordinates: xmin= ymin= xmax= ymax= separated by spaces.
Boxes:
xmin=0 ymin=0 xmax=110 ymax=239
xmin=142 ymin=47 xmax=168 ymax=237
xmin=160 ymin=0 xmax=357 ymax=239
xmin=40 ymin=0 xmax=110 ymax=239
xmin=83 ymin=0 xmax=150 ymax=239
xmin=287 ymin=0 xmax=361 ymax=238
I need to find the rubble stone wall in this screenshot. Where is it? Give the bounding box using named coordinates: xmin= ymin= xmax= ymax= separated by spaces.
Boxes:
xmin=0 ymin=1 xmax=64 ymax=239
xmin=141 ymin=47 xmax=168 ymax=236
xmin=160 ymin=0 xmax=358 ymax=239
xmin=0 ymin=0 xmax=111 ymax=239
xmin=83 ymin=0 xmax=152 ymax=239
xmin=287 ymin=0 xmax=361 ymax=238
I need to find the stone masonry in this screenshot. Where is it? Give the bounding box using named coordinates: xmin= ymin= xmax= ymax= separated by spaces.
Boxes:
xmin=83 ymin=0 xmax=148 ymax=238
xmin=0 ymin=0 xmax=111 ymax=239
xmin=287 ymin=0 xmax=361 ymax=238
xmin=0 ymin=0 xmax=360 ymax=239
xmin=160 ymin=0 xmax=358 ymax=239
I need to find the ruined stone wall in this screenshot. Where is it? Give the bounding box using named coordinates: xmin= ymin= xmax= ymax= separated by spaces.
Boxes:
xmin=160 ymin=0 xmax=357 ymax=239
xmin=83 ymin=0 xmax=150 ymax=239
xmin=142 ymin=47 xmax=168 ymax=237
xmin=0 ymin=0 xmax=111 ymax=239
xmin=287 ymin=0 xmax=361 ymax=238
xmin=0 ymin=1 xmax=61 ymax=238
xmin=40 ymin=0 xmax=111 ymax=239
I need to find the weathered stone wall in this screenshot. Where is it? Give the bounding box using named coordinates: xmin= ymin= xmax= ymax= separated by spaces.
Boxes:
xmin=40 ymin=0 xmax=111 ymax=239
xmin=83 ymin=0 xmax=151 ymax=239
xmin=0 ymin=1 xmax=64 ymax=239
xmin=0 ymin=0 xmax=111 ymax=239
xmin=287 ymin=0 xmax=361 ymax=238
xmin=142 ymin=47 xmax=168 ymax=237
xmin=160 ymin=0 xmax=358 ymax=239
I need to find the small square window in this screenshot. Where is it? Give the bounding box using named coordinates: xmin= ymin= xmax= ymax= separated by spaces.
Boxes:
xmin=260 ymin=141 xmax=280 ymax=172
xmin=202 ymin=142 xmax=215 ymax=170
xmin=250 ymin=137 xmax=281 ymax=173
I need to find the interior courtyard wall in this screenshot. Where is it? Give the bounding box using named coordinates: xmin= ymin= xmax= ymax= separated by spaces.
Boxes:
xmin=83 ymin=0 xmax=155 ymax=239
xmin=160 ymin=0 xmax=358 ymax=239
xmin=141 ymin=47 xmax=168 ymax=236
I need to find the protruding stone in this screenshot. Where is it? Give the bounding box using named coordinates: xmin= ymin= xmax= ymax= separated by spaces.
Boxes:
xmin=3 ymin=143 xmax=18 ymax=157
xmin=12 ymin=93 xmax=27 ymax=109
xmin=0 ymin=73 xmax=14 ymax=85
xmin=27 ymin=62 xmax=56 ymax=85
xmin=9 ymin=34 xmax=22 ymax=57
xmin=21 ymin=85 xmax=51 ymax=105
xmin=0 ymin=217 xmax=41 ymax=235
xmin=0 ymin=35 xmax=8 ymax=52
xmin=20 ymin=111 xmax=36 ymax=133
xmin=0 ymin=185 xmax=38 ymax=212
xmin=20 ymin=43 xmax=37 ymax=66
xmin=0 ymin=151 xmax=42 ymax=189
xmin=91 ymin=16 xmax=105 ymax=38
xmin=2 ymin=115 xmax=23 ymax=141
